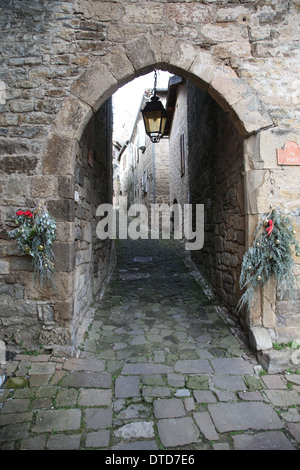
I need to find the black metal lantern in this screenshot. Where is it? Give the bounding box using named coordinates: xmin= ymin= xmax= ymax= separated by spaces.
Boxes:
xmin=142 ymin=70 xmax=167 ymax=143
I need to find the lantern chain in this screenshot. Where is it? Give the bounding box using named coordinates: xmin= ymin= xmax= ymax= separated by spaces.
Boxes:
xmin=153 ymin=69 xmax=157 ymax=96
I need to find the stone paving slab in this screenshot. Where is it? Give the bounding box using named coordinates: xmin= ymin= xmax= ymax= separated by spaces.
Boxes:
xmin=193 ymin=411 xmax=219 ymax=441
xmin=85 ymin=408 xmax=112 ymax=430
xmin=61 ymin=371 xmax=112 ymax=388
xmin=115 ymin=421 xmax=155 ymax=440
xmin=174 ymin=359 xmax=213 ymax=374
xmin=263 ymin=389 xmax=300 ymax=407
xmin=154 ymin=398 xmax=186 ymax=418
xmin=115 ymin=376 xmax=140 ymax=398
xmin=208 ymin=402 xmax=284 ymax=433
xmin=121 ymin=363 xmax=173 ymax=375
xmin=78 ymin=389 xmax=112 ymax=407
xmin=232 ymin=431 xmax=296 ymax=450
xmin=47 ymin=434 xmax=82 ymax=450
xmin=210 ymin=357 xmax=254 ymax=375
xmin=112 ymin=440 xmax=158 ymax=450
xmin=86 ymin=430 xmax=110 ymax=448
xmin=29 ymin=362 xmax=56 ymax=375
xmin=32 ymin=409 xmax=82 ymax=433
xmin=212 ymin=375 xmax=246 ymax=391
xmin=157 ymin=417 xmax=200 ymax=447
xmin=63 ymin=358 xmax=105 ymax=372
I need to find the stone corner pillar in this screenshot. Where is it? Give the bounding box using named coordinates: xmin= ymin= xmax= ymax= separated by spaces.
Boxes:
xmin=0 ymin=340 xmax=6 ymax=365
xmin=249 ymin=326 xmax=273 ymax=351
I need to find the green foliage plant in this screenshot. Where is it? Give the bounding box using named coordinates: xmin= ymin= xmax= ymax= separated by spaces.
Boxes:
xmin=9 ymin=205 xmax=56 ymax=287
xmin=238 ymin=208 xmax=300 ymax=311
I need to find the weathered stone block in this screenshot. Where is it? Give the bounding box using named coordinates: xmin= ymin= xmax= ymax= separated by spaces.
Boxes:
xmin=0 ymin=80 xmax=5 ymax=105
xmin=165 ymin=2 xmax=213 ymax=25
xmin=125 ymin=37 xmax=156 ymax=75
xmin=261 ymin=279 xmax=276 ymax=328
xmin=51 ymin=95 xmax=93 ymax=141
xmin=0 ymin=156 xmax=38 ymax=175
xmin=157 ymin=418 xmax=199 ymax=447
xmin=208 ymin=402 xmax=283 ymax=433
xmin=123 ymin=3 xmax=164 ymax=24
xmin=9 ymin=99 xmax=34 ymax=113
xmin=74 ymin=0 xmax=123 ymax=21
xmin=154 ymin=398 xmax=186 ymax=419
xmin=201 ymin=22 xmax=249 ymax=43
xmin=148 ymin=35 xmax=177 ymax=70
xmin=30 ymin=176 xmax=59 ymax=198
xmin=244 ymin=169 xmax=267 ymax=215
xmin=52 ymin=242 xmax=75 ymax=271
xmin=189 ymin=52 xmax=221 ymax=91
xmin=32 ymin=409 xmax=81 ymax=433
xmin=58 ymin=176 xmax=75 ymax=199
xmin=169 ymin=41 xmax=199 ymax=78
xmin=115 ymin=421 xmax=154 ymax=440
xmin=70 ymin=63 xmax=118 ymax=112
xmin=257 ymin=349 xmax=299 ymax=374
xmin=47 ymin=199 xmax=74 ymax=222
xmin=102 ymin=46 xmax=136 ymax=86
xmin=44 ymin=134 xmax=78 ymax=177
xmin=0 ymin=139 xmax=31 ymax=155
xmin=11 ymin=257 xmax=34 ymax=272
xmin=115 ymin=375 xmax=140 ymax=398
xmin=230 ymin=94 xmax=274 ymax=136
xmin=209 ymin=68 xmax=249 ymax=110
xmin=249 ymin=326 xmax=273 ymax=351
xmin=0 ymin=339 xmax=5 ymax=364
xmin=233 ymin=431 xmax=296 ymax=450
xmin=0 ymin=260 xmax=10 ymax=275
xmin=55 ymin=221 xmax=75 ymax=243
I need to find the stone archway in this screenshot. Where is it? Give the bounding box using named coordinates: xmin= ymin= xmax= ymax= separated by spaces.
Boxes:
xmin=42 ymin=38 xmax=277 ymax=356
xmin=46 ymin=39 xmax=273 ymax=169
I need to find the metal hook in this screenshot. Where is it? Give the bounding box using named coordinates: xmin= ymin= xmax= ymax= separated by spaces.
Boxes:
xmin=153 ymin=69 xmax=157 ymax=96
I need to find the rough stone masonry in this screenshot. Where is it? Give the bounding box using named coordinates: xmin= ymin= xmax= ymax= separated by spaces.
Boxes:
xmin=0 ymin=0 xmax=299 ymax=360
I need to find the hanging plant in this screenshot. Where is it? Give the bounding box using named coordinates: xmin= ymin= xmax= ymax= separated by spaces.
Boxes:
xmin=8 ymin=205 xmax=56 ymax=287
xmin=238 ymin=208 xmax=300 ymax=311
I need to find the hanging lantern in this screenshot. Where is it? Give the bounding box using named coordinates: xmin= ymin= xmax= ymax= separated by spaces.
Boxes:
xmin=142 ymin=70 xmax=167 ymax=143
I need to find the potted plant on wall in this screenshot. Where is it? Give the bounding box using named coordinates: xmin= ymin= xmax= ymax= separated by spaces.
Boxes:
xmin=8 ymin=205 xmax=56 ymax=287
xmin=238 ymin=208 xmax=300 ymax=311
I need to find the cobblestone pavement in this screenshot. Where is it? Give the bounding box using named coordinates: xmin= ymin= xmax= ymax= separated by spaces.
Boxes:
xmin=0 ymin=236 xmax=300 ymax=451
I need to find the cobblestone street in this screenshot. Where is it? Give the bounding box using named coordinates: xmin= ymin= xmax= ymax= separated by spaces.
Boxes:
xmin=0 ymin=236 xmax=300 ymax=451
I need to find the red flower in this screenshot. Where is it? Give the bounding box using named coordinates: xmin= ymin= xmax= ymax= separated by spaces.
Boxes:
xmin=24 ymin=210 xmax=33 ymax=218
xmin=266 ymin=219 xmax=273 ymax=236
xmin=16 ymin=210 xmax=24 ymax=216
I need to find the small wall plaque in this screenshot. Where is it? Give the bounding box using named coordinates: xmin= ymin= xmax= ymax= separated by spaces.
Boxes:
xmin=277 ymin=141 xmax=300 ymax=166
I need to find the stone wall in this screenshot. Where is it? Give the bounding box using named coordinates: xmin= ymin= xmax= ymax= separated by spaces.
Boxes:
xmin=0 ymin=0 xmax=299 ymax=354
xmin=187 ymin=82 xmax=245 ymax=317
xmin=168 ymin=79 xmax=189 ymax=207
xmin=244 ymin=130 xmax=300 ymax=343
xmin=74 ymin=98 xmax=113 ymax=343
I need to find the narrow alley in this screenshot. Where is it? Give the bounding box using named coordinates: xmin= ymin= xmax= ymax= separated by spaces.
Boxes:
xmin=0 ymin=230 xmax=299 ymax=451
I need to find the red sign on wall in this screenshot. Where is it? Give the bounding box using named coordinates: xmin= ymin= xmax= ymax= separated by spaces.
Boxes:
xmin=277 ymin=141 xmax=300 ymax=166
